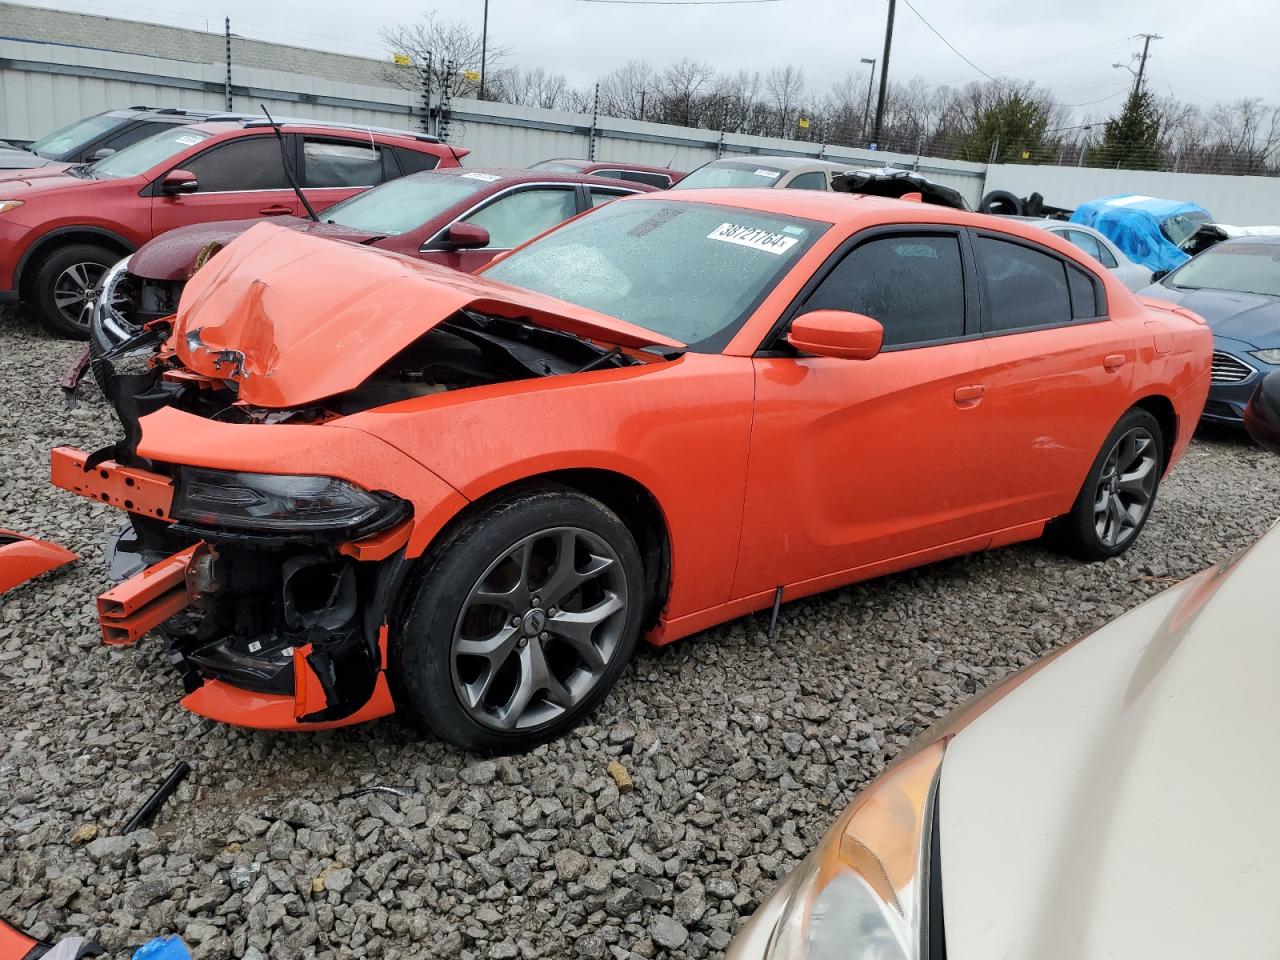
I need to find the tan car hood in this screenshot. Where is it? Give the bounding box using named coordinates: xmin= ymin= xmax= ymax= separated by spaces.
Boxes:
xmin=172 ymin=222 xmax=681 ymax=408
xmin=938 ymin=523 xmax=1280 ymax=959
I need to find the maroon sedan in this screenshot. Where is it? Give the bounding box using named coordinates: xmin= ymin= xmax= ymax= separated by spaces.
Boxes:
xmin=89 ymin=167 xmax=655 ymax=354
xmin=529 ymin=158 xmax=684 ymax=189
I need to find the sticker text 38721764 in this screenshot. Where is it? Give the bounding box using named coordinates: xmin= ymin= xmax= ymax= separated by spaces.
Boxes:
xmin=706 ymin=222 xmax=800 ymax=255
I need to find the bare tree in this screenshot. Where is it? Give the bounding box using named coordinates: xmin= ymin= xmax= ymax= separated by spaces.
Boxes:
xmin=765 ymin=66 xmax=805 ymax=138
xmin=599 ymin=60 xmax=657 ymax=120
xmin=379 ymin=12 xmax=510 ymax=99
xmin=1207 ymin=97 xmax=1280 ymax=174
xmin=489 ymin=66 xmax=570 ymax=110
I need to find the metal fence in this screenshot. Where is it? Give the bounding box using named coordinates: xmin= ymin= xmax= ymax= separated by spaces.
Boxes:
xmin=4 ymin=37 xmax=1280 ymax=223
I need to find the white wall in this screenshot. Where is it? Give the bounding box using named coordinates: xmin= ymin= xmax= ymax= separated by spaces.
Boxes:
xmin=986 ymin=163 xmax=1280 ymax=225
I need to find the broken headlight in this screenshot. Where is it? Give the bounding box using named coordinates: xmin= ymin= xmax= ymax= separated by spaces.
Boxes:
xmin=729 ymin=743 xmax=944 ymax=960
xmin=171 ymin=467 xmax=401 ymax=534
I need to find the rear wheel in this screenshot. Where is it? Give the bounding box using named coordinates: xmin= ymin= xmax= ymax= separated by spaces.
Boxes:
xmin=1052 ymin=408 xmax=1163 ymax=560
xmin=390 ymin=487 xmax=644 ymax=752
xmin=30 ymin=243 xmax=118 ymax=339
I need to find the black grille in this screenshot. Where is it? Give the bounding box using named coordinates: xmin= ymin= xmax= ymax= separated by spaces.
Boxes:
xmin=1211 ymin=351 xmax=1255 ymax=384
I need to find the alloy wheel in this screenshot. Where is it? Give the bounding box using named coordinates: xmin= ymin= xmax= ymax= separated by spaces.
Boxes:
xmin=450 ymin=526 xmax=629 ymax=732
xmin=52 ymin=261 xmax=108 ymax=331
xmin=1093 ymin=426 xmax=1158 ymax=549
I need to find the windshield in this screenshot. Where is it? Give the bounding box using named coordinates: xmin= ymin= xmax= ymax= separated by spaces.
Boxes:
xmin=530 ymin=160 xmax=582 ymax=173
xmin=1161 ymin=210 xmax=1213 ymax=248
xmin=322 ymin=174 xmax=491 ymax=235
xmin=483 ymin=198 xmax=825 ymax=351
xmin=1166 ymin=243 xmax=1280 ymax=297
xmin=29 ymin=113 xmax=124 ymax=160
xmin=673 ymin=162 xmax=788 ymax=190
xmin=91 ymin=128 xmax=211 ymax=179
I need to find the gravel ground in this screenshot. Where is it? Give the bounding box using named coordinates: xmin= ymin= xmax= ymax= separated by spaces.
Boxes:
xmin=2 ymin=308 xmax=1278 ymax=960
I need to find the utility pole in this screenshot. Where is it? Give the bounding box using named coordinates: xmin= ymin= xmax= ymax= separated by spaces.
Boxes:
xmin=479 ymin=0 xmax=490 ymax=99
xmin=223 ymin=17 xmax=232 ymax=110
xmin=872 ymin=0 xmax=895 ymax=147
xmin=1133 ymin=32 xmax=1161 ymax=93
xmin=860 ymin=56 xmax=876 ymax=140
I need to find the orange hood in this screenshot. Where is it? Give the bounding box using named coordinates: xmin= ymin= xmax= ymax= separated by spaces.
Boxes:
xmin=172 ymin=222 xmax=681 ymax=408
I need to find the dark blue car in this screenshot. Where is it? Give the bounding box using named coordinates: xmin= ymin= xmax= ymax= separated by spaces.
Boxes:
xmin=1140 ymin=236 xmax=1280 ymax=425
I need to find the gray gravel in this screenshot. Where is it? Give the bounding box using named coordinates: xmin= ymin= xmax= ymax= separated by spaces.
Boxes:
xmin=2 ymin=309 xmax=1278 ymax=959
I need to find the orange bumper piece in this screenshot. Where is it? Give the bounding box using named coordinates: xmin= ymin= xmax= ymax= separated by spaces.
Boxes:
xmin=180 ymin=675 xmax=396 ymax=731
xmin=50 ymin=446 xmax=174 ymax=522
xmin=0 ymin=528 xmax=76 ymax=594
xmin=97 ymin=547 xmax=195 ymax=646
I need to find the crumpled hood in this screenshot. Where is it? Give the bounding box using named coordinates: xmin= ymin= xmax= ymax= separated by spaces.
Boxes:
xmin=130 ymin=216 xmax=381 ymax=282
xmin=173 ymin=222 xmax=681 ymax=408
xmin=1140 ymin=283 xmax=1280 ymax=348
xmin=938 ymin=524 xmax=1280 ymax=959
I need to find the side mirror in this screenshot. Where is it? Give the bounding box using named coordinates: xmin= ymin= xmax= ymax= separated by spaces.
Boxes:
xmin=443 ymin=222 xmax=491 ymax=250
xmin=89 ymin=147 xmax=115 ymax=161
xmin=787 ymin=310 xmax=884 ymax=360
xmin=1245 ymin=370 xmax=1280 ymax=455
xmin=1151 ymin=269 xmax=1169 ymax=283
xmin=160 ymin=169 xmax=199 ymax=196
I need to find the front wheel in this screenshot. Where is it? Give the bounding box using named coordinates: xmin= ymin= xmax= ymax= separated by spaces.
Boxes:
xmin=390 ymin=487 xmax=644 ymax=753
xmin=1052 ymin=408 xmax=1164 ymax=560
xmin=29 ymin=243 xmax=119 ymax=339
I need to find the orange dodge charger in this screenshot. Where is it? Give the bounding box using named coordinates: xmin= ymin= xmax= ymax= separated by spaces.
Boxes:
xmin=54 ymin=189 xmax=1211 ymax=751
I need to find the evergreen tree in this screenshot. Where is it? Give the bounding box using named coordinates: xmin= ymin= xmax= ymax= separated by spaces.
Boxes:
xmin=1094 ymin=85 xmax=1162 ymax=169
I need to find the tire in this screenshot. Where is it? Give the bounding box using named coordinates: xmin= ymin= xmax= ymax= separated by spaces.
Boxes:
xmin=390 ymin=486 xmax=645 ymax=753
xmin=979 ymin=189 xmax=1024 ymax=216
xmin=1051 ymin=408 xmax=1164 ymax=561
xmin=29 ymin=243 xmax=118 ymax=340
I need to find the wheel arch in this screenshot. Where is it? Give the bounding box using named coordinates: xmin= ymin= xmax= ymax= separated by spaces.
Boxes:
xmin=1131 ymin=393 xmax=1177 ymax=474
xmin=15 ymin=226 xmax=135 ymax=298
xmin=405 ymin=467 xmax=673 ymax=632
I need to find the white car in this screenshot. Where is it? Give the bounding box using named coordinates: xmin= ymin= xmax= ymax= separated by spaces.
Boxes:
xmin=1028 ymin=219 xmax=1153 ymax=291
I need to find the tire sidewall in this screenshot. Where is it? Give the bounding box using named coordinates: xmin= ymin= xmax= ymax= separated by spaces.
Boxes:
xmin=390 ymin=488 xmax=644 ymax=753
xmin=1064 ymin=408 xmax=1164 ymax=560
xmin=32 ymin=243 xmax=116 ymax=340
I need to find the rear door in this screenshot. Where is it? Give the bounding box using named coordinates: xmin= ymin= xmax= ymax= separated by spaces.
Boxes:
xmin=298 ymin=135 xmax=399 ymax=213
xmin=150 ymin=133 xmax=297 ymax=235
xmin=970 ymin=230 xmax=1138 ymax=525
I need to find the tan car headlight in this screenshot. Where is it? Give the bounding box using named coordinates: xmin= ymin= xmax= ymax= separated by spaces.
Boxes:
xmin=730 ymin=742 xmax=945 ymax=960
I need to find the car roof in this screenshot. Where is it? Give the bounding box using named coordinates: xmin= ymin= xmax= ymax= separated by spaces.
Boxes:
xmin=108 ymin=106 xmax=253 ymax=122
xmin=406 ymin=166 xmax=657 ymax=189
xmin=182 ymin=117 xmax=441 ymax=144
xmin=699 ymin=155 xmax=851 ymax=173
xmin=1218 ymin=235 xmax=1280 ymax=246
xmin=537 ymin=158 xmax=679 ymax=175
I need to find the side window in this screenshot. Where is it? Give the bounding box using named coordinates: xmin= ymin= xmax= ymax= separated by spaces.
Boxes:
xmin=619 ymin=170 xmax=672 ymax=188
xmin=463 ymin=188 xmax=578 ymax=248
xmin=785 ymin=171 xmax=828 ymax=191
xmin=303 ymin=138 xmax=383 ymax=187
xmin=589 ymin=188 xmax=634 ymax=208
xmin=1062 ymin=229 xmax=1102 ymax=260
xmin=1091 ymin=235 xmax=1119 ymax=268
xmin=1067 ymin=264 xmax=1104 ymax=319
xmin=183 ymin=137 xmax=288 ymax=192
xmin=975 ymin=236 xmax=1072 ymax=332
xmin=802 ymin=234 xmax=966 ymax=347
xmin=396 ymin=148 xmax=441 ymax=175
xmin=101 ymin=121 xmax=182 ymax=155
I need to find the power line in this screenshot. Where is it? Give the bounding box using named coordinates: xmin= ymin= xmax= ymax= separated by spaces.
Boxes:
xmin=900 ymin=0 xmax=1000 ymax=85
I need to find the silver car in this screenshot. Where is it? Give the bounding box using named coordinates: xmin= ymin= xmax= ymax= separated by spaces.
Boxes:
xmin=672 ymin=156 xmax=851 ymax=191
xmin=728 ymin=494 xmax=1280 ymax=957
xmin=1027 ymin=219 xmax=1153 ymax=291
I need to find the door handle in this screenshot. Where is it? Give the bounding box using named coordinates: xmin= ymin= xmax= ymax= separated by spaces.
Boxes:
xmin=953 ymin=384 xmax=985 ymax=407
xmin=259 ymin=204 xmax=292 ymax=216
xmin=1103 ymin=353 xmax=1126 ymax=372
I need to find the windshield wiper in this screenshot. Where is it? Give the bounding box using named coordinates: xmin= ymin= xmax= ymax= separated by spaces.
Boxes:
xmin=260 ymin=104 xmax=319 ymax=223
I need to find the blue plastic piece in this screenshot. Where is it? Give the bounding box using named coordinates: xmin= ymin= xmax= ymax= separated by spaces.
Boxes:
xmin=131 ymin=936 xmax=193 ymax=960
xmin=1070 ymin=194 xmax=1214 ymax=272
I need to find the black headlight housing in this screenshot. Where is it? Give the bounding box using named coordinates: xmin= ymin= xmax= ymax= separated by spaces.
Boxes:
xmin=171 ymin=467 xmax=408 ymax=540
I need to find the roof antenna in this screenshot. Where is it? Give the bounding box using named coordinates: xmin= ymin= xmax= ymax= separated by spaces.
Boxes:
xmin=260 ymin=103 xmax=319 ymax=222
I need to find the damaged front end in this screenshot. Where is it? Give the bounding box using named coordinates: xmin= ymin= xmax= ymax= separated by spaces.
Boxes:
xmin=51 ymin=222 xmax=668 ymax=731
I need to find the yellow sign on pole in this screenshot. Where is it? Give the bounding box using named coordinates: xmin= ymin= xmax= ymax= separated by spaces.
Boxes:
xmin=798 ymin=117 xmax=811 ymax=129
xmin=463 ymin=70 xmax=481 ymax=82
xmin=392 ymin=53 xmax=411 ymax=66
xmin=1021 ymin=149 xmax=1031 ymax=159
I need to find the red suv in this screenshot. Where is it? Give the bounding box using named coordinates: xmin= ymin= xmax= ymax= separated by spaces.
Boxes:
xmin=0 ymin=118 xmax=465 ymax=336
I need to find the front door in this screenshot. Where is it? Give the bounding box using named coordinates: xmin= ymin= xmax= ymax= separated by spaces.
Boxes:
xmin=734 ymin=229 xmax=995 ymax=600
xmin=150 ymin=134 xmax=298 ymax=237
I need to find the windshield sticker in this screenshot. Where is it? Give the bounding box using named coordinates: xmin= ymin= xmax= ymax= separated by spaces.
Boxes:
xmin=752 ymin=169 xmax=782 ymax=179
xmin=461 ymin=172 xmax=502 ymax=182
xmin=707 ymin=222 xmax=800 ymax=255
xmin=174 ymin=135 xmax=202 ymax=146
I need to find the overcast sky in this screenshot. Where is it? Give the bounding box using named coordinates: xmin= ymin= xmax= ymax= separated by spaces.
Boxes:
xmin=14 ymin=0 xmax=1280 ymax=117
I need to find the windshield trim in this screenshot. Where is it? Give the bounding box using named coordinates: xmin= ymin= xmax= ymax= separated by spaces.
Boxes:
xmin=481 ymin=197 xmax=829 ymax=353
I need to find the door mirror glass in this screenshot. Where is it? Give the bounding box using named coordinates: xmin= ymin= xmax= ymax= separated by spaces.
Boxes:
xmin=89 ymin=147 xmax=115 ymax=161
xmin=1150 ymin=269 xmax=1169 ymax=283
xmin=161 ymin=169 xmax=199 ymax=195
xmin=1245 ymin=370 xmax=1280 ymax=455
xmin=445 ymin=222 xmax=491 ymax=250
xmin=788 ymin=310 xmax=884 ymax=360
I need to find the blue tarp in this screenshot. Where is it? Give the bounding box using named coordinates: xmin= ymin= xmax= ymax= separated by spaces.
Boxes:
xmin=1070 ymin=194 xmax=1214 ymax=273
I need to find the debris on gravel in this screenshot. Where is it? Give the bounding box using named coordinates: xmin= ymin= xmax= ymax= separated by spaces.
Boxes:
xmin=2 ymin=311 xmax=1278 ymax=958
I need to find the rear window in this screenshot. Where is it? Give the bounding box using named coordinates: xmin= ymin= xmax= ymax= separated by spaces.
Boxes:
xmin=530 ymin=160 xmax=582 ymax=173
xmin=397 ymin=147 xmax=442 ymax=175
xmin=673 ymin=163 xmax=786 ymax=189
xmin=594 ymin=169 xmax=672 ymax=189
